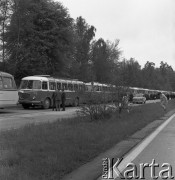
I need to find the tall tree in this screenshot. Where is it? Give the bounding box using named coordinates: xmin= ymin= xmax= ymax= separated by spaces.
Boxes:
xmin=142 ymin=61 xmax=156 ymax=88
xmin=71 ymin=16 xmax=96 ymax=81
xmin=116 ymin=58 xmax=141 ymax=87
xmin=0 ymin=0 xmax=13 ymax=70
xmin=106 ymin=39 xmax=121 ymax=84
xmin=91 ymin=38 xmax=109 ymax=83
xmin=5 ymin=0 xmax=73 ymax=82
xmin=91 ymin=38 xmax=121 ymax=83
xmin=159 ymin=61 xmax=174 ymax=90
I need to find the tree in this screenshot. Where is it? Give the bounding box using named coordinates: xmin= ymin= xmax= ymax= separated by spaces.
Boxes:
xmin=106 ymin=39 xmax=121 ymax=84
xmin=71 ymin=16 xmax=96 ymax=81
xmin=91 ymin=38 xmax=121 ymax=83
xmin=116 ymin=58 xmax=141 ymax=87
xmin=159 ymin=61 xmax=174 ymax=90
xmin=142 ymin=61 xmax=156 ymax=88
xmin=0 ymin=0 xmax=13 ymax=70
xmin=4 ymin=0 xmax=73 ymax=83
xmin=91 ymin=38 xmax=109 ymax=83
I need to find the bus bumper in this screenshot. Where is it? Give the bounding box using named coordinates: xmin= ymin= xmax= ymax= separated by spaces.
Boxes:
xmin=18 ymin=100 xmax=42 ymax=106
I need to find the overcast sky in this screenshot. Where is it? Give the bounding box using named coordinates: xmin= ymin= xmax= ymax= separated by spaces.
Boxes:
xmin=60 ymin=0 xmax=175 ymax=70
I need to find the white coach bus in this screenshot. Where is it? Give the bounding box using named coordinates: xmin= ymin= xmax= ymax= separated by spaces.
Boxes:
xmin=0 ymin=71 xmax=18 ymax=108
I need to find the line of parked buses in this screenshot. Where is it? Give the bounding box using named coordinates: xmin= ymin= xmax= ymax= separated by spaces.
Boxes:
xmin=0 ymin=71 xmax=175 ymax=109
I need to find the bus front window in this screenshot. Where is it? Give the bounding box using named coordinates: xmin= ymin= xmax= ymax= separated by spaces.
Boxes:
xmin=3 ymin=77 xmax=13 ymax=89
xmin=20 ymin=80 xmax=41 ymax=89
xmin=33 ymin=81 xmax=41 ymax=89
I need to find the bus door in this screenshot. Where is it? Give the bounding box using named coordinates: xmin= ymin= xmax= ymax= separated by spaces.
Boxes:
xmin=40 ymin=80 xmax=50 ymax=100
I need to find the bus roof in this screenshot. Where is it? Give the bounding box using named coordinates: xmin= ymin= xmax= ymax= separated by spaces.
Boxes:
xmin=22 ymin=76 xmax=50 ymax=81
xmin=0 ymin=71 xmax=13 ymax=77
xmin=22 ymin=76 xmax=84 ymax=84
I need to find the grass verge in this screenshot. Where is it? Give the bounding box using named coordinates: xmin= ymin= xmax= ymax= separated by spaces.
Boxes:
xmin=0 ymin=100 xmax=175 ymax=180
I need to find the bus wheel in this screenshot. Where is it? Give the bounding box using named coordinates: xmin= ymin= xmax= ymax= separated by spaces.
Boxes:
xmin=22 ymin=104 xmax=30 ymax=109
xmin=43 ymin=98 xmax=50 ymax=109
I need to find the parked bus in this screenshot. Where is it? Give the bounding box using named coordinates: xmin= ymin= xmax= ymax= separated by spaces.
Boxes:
xmin=18 ymin=75 xmax=85 ymax=109
xmin=18 ymin=75 xmax=175 ymax=109
xmin=0 ymin=71 xmax=18 ymax=108
xmin=84 ymin=82 xmax=116 ymax=103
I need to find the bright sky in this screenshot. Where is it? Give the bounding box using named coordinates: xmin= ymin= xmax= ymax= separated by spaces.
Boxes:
xmin=59 ymin=0 xmax=175 ymax=70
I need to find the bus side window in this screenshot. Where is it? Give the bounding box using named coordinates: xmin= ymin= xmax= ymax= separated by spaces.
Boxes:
xmin=79 ymin=84 xmax=85 ymax=91
xmin=74 ymin=84 xmax=78 ymax=91
xmin=57 ymin=82 xmax=61 ymax=90
xmin=0 ymin=77 xmax=3 ymax=89
xmin=49 ymin=82 xmax=56 ymax=90
xmin=62 ymin=83 xmax=67 ymax=90
xmin=68 ymin=83 xmax=73 ymax=91
xmin=42 ymin=81 xmax=48 ymax=90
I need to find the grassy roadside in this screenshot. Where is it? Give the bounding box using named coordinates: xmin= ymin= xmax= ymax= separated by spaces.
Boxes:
xmin=0 ymin=100 xmax=175 ymax=180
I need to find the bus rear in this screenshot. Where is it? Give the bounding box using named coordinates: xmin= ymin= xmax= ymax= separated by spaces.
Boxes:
xmin=0 ymin=71 xmax=18 ymax=108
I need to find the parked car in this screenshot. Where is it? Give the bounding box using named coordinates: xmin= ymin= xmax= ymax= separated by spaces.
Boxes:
xmin=132 ymin=93 xmax=146 ymax=104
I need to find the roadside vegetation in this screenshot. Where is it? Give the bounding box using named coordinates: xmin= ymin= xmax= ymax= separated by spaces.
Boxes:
xmin=0 ymin=99 xmax=175 ymax=180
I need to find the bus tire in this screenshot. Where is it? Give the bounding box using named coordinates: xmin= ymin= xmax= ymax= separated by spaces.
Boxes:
xmin=22 ymin=104 xmax=30 ymax=109
xmin=43 ymin=98 xmax=50 ymax=109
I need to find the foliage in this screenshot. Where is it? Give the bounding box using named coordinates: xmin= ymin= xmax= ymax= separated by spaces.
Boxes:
xmin=77 ymin=92 xmax=115 ymax=121
xmin=0 ymin=0 xmax=174 ymax=91
xmin=0 ymin=0 xmax=13 ymax=69
xmin=69 ymin=16 xmax=96 ymax=81
xmin=114 ymin=59 xmax=175 ymax=92
xmin=4 ymin=0 xmax=73 ymax=84
xmin=91 ymin=38 xmax=121 ymax=83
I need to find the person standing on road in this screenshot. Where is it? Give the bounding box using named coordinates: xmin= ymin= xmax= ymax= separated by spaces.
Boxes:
xmin=159 ymin=92 xmax=168 ymax=111
xmin=56 ymin=89 xmax=61 ymax=111
xmin=61 ymin=89 xmax=66 ymax=111
xmin=52 ymin=89 xmax=61 ymax=111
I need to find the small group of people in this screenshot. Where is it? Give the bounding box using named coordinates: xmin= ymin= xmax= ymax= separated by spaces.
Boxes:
xmin=52 ymin=89 xmax=66 ymax=111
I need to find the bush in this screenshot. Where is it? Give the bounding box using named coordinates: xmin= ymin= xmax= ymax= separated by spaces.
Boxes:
xmin=77 ymin=92 xmax=116 ymax=121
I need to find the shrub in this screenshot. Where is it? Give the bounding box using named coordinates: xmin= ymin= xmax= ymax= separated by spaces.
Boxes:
xmin=77 ymin=92 xmax=116 ymax=121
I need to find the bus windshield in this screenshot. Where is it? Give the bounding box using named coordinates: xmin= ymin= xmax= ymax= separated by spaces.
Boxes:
xmin=20 ymin=80 xmax=41 ymax=89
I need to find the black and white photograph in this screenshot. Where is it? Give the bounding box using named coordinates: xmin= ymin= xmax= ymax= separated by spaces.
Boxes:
xmin=0 ymin=0 xmax=175 ymax=179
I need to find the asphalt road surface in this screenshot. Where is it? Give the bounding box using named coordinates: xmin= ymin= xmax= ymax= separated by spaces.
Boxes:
xmin=0 ymin=105 xmax=78 ymax=131
xmin=0 ymin=99 xmax=160 ymax=131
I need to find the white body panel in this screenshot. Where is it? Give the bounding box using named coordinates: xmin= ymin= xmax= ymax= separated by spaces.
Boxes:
xmin=0 ymin=90 xmax=18 ymax=108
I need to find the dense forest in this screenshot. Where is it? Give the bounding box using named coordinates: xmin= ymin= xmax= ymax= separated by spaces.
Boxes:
xmin=0 ymin=0 xmax=175 ymax=91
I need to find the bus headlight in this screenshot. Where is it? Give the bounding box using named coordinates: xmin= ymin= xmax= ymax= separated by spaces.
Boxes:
xmin=33 ymin=96 xmax=36 ymax=100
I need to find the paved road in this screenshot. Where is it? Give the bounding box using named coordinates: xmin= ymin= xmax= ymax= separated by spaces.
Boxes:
xmin=111 ymin=113 xmax=175 ymax=180
xmin=0 ymin=105 xmax=78 ymax=131
xmin=0 ymin=99 xmax=160 ymax=131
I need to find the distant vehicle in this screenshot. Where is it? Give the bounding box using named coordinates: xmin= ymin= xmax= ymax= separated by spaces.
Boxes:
xmin=0 ymin=71 xmax=18 ymax=108
xmin=18 ymin=75 xmax=85 ymax=109
xmin=132 ymin=93 xmax=146 ymax=104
